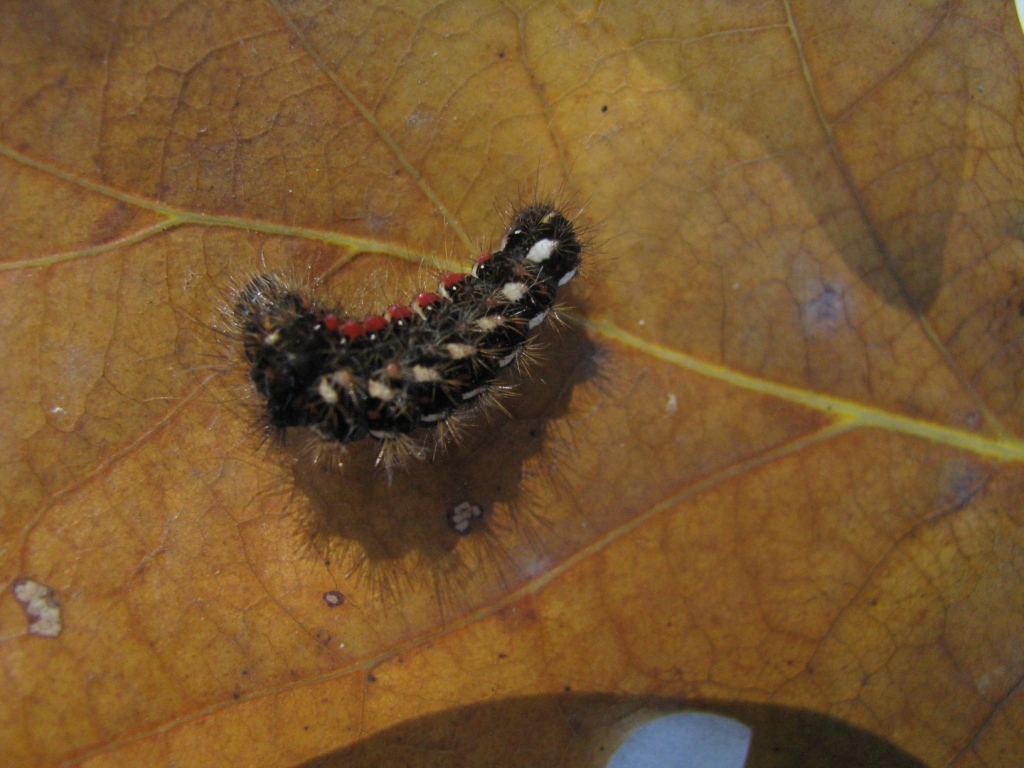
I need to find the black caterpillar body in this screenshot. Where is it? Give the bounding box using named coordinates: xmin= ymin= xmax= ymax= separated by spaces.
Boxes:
xmin=234 ymin=204 xmax=582 ymax=457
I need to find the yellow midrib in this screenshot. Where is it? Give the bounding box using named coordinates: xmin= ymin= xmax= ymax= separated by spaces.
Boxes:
xmin=589 ymin=317 xmax=1024 ymax=462
xmin=2 ymin=140 xmax=1021 ymax=463
xmin=0 ymin=142 xmax=432 ymax=271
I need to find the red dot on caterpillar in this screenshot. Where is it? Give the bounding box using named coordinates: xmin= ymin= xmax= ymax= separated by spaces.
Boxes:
xmin=441 ymin=273 xmax=465 ymax=288
xmin=362 ymin=314 xmax=387 ymax=334
xmin=412 ymin=291 xmax=442 ymax=319
xmin=341 ymin=319 xmax=365 ymax=340
xmin=385 ymin=305 xmax=412 ymax=323
xmin=471 ymin=252 xmax=493 ymax=279
xmin=231 ymin=201 xmax=585 ymax=472
xmin=439 ymin=273 xmax=466 ymax=299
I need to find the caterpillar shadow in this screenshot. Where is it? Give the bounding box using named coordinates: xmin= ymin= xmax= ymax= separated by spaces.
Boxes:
xmin=287 ymin=317 xmax=601 ymax=605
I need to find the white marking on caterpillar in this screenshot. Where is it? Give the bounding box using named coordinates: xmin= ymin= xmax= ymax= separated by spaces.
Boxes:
xmin=318 ymin=378 xmax=339 ymax=404
xmin=498 ymin=349 xmax=519 ymax=368
xmin=558 ymin=267 xmax=577 ymax=286
xmin=445 ymin=343 xmax=477 ymax=359
xmin=528 ymin=309 xmax=549 ymax=329
xmin=412 ymin=365 xmax=442 ymax=383
xmin=368 ymin=379 xmax=395 ymax=401
xmin=501 ymin=282 xmax=528 ymax=302
xmin=526 ymin=238 xmax=558 ymax=264
xmin=462 ymin=386 xmax=488 ymax=401
xmin=475 ymin=314 xmax=505 ymax=332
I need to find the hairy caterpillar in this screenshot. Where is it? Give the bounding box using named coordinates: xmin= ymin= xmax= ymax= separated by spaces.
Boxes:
xmin=233 ymin=202 xmax=583 ymax=469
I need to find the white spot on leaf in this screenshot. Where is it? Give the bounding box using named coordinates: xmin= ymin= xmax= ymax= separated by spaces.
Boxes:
xmin=13 ymin=578 xmax=62 ymax=638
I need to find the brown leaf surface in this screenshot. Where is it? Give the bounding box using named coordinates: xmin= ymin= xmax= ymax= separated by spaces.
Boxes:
xmin=1 ymin=1 xmax=1023 ymax=766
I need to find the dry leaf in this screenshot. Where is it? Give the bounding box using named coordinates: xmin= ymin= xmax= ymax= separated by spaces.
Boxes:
xmin=1 ymin=1 xmax=1023 ymax=767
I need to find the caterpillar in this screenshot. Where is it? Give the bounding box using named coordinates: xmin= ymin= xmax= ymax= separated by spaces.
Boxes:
xmin=233 ymin=202 xmax=583 ymax=469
